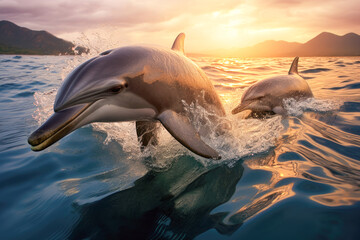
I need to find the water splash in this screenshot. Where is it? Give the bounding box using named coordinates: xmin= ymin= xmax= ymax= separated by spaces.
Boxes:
xmin=32 ymin=89 xmax=57 ymax=124
xmin=71 ymin=28 xmax=123 ymax=56
xmin=283 ymin=98 xmax=342 ymax=117
xmin=180 ymin=99 xmax=285 ymax=166
xmin=91 ymin=121 xmax=186 ymax=171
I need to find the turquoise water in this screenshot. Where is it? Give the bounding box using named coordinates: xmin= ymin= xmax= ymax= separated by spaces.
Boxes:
xmin=0 ymin=54 xmax=360 ymax=240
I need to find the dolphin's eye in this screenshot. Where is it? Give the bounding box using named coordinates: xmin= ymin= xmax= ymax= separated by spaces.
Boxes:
xmin=110 ymin=85 xmax=123 ymax=93
xmin=109 ymin=81 xmax=128 ymax=93
xmin=110 ymin=86 xmax=122 ymax=93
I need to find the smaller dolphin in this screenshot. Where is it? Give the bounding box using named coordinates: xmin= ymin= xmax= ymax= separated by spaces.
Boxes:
xmin=232 ymin=57 xmax=313 ymax=116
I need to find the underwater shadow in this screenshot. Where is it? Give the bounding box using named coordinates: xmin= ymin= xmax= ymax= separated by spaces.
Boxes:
xmin=69 ymin=156 xmax=244 ymax=240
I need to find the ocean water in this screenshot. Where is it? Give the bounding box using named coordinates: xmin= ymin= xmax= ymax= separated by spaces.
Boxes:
xmin=0 ymin=53 xmax=360 ymax=240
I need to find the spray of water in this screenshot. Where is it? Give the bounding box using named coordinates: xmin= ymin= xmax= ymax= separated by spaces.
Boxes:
xmin=32 ymin=90 xmax=57 ymax=124
xmin=283 ymin=97 xmax=342 ymax=116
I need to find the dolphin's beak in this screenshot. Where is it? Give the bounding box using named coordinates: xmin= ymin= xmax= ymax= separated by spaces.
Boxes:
xmin=28 ymin=103 xmax=92 ymax=151
xmin=231 ymin=101 xmax=252 ymax=115
xmin=54 ymin=89 xmax=100 ymax=112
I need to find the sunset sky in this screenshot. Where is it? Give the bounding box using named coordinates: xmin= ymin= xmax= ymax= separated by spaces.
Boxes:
xmin=1 ymin=0 xmax=359 ymax=53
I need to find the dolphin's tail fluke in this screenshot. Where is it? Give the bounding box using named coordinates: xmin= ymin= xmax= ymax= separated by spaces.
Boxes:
xmin=288 ymin=56 xmax=299 ymax=75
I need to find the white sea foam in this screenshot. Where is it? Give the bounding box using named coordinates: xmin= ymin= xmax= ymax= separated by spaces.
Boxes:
xmin=283 ymin=97 xmax=342 ymax=116
xmin=180 ymin=99 xmax=285 ymax=166
xmin=91 ymin=121 xmax=186 ymax=170
xmin=32 ymin=89 xmax=57 ymax=125
xmin=91 ymin=110 xmax=285 ymax=168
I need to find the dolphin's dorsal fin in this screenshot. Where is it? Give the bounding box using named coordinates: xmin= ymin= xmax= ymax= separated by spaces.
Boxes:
xmin=158 ymin=110 xmax=220 ymax=160
xmin=171 ymin=33 xmax=185 ymax=54
xmin=288 ymin=56 xmax=299 ymax=75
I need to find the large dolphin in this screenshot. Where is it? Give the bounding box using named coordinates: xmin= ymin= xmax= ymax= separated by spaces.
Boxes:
xmin=28 ymin=33 xmax=225 ymax=159
xmin=232 ymin=57 xmax=313 ymax=116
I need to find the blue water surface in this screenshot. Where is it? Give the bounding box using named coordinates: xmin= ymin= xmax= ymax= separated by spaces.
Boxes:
xmin=0 ymin=55 xmax=360 ymax=240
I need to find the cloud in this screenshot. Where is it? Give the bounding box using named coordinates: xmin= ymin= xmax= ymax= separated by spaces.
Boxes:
xmin=249 ymin=0 xmax=360 ymax=32
xmin=0 ymin=0 xmax=240 ymax=33
xmin=0 ymin=0 xmax=359 ymax=51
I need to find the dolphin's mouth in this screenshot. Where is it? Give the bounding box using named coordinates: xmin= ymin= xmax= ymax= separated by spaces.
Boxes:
xmin=28 ymin=103 xmax=92 ymax=151
xmin=231 ymin=101 xmax=253 ymax=115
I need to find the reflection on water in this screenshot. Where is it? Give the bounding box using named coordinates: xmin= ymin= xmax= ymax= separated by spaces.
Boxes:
xmin=0 ymin=55 xmax=360 ymax=239
xmin=70 ymin=157 xmax=244 ymax=239
xmin=70 ymin=154 xmax=296 ymax=239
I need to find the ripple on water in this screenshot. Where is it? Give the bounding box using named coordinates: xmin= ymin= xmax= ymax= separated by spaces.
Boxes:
xmin=277 ymin=152 xmax=306 ymax=162
xmin=324 ymin=82 xmax=360 ymax=90
xmin=0 ymin=83 xmax=23 ymax=91
xmin=341 ymin=79 xmax=353 ymax=83
xmin=300 ymin=68 xmax=331 ymax=74
xmin=29 ymin=80 xmax=46 ymax=86
xmin=306 ymin=133 xmax=360 ymax=160
xmin=1 ymin=59 xmax=20 ymax=63
xmin=12 ymin=91 xmax=34 ymax=98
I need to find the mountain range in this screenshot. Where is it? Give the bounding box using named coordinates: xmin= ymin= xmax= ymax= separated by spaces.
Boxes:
xmin=1 ymin=20 xmax=359 ymax=57
xmin=0 ymin=20 xmax=88 ymax=55
xmin=215 ymin=32 xmax=360 ymax=57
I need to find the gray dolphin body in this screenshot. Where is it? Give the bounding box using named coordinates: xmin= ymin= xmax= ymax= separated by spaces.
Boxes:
xmin=28 ymin=33 xmax=225 ymax=159
xmin=232 ymin=57 xmax=313 ymax=116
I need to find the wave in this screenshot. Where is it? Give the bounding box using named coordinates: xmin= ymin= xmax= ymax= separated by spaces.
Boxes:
xmin=300 ymin=68 xmax=331 ymax=74
xmin=324 ymin=82 xmax=360 ymax=90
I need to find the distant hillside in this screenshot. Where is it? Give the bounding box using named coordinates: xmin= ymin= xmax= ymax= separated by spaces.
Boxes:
xmin=299 ymin=32 xmax=360 ymax=56
xmin=0 ymin=20 xmax=88 ymax=55
xmin=217 ymin=32 xmax=360 ymax=57
xmin=234 ymin=40 xmax=302 ymax=57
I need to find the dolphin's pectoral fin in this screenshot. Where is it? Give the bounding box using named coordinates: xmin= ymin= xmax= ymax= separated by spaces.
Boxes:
xmin=158 ymin=110 xmax=221 ymax=160
xmin=171 ymin=33 xmax=185 ymax=54
xmin=136 ymin=121 xmax=159 ymax=150
xmin=288 ymin=56 xmax=299 ymax=75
